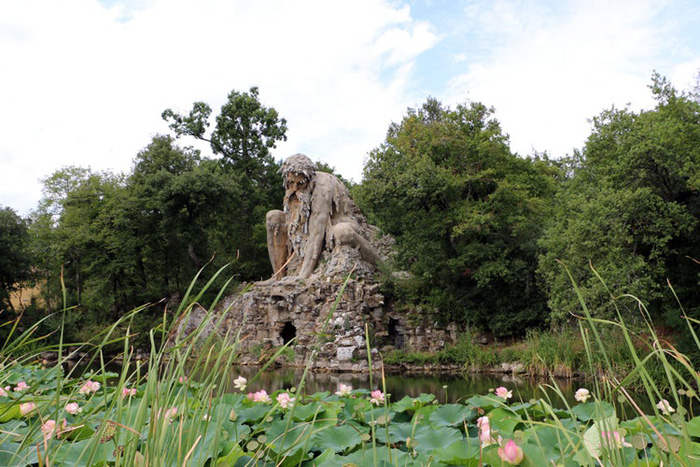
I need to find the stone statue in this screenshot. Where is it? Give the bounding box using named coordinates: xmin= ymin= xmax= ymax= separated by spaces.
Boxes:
xmin=175 ymin=153 xmax=456 ymax=372
xmin=266 ymin=154 xmax=378 ymax=280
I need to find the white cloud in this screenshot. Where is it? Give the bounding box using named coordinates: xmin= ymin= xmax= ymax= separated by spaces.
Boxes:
xmin=0 ymin=0 xmax=438 ymax=214
xmin=2 ymin=0 xmax=698 ymax=216
xmin=446 ymin=0 xmax=693 ymax=157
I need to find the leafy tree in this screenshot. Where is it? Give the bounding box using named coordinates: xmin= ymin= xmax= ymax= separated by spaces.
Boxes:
xmin=26 ymin=137 xmax=255 ymax=346
xmin=162 ymin=86 xmax=287 ymax=200
xmin=29 ymin=167 xmax=97 ymax=313
xmin=162 ymin=88 xmax=288 ymax=278
xmin=539 ymin=74 xmax=700 ymax=342
xmin=357 ymin=98 xmax=556 ymax=336
xmin=128 ymin=135 xmax=252 ymax=296
xmin=0 ymin=206 xmax=32 ymax=313
xmin=32 ymin=169 xmax=131 ymax=311
xmin=538 ymin=186 xmax=694 ymax=323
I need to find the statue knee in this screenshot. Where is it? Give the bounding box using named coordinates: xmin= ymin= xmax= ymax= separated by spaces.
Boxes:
xmin=330 ymin=222 xmax=379 ymax=265
xmin=267 ymin=210 xmax=286 ymax=233
xmin=267 ymin=210 xmax=285 ymax=226
xmin=330 ymin=222 xmax=357 ymax=248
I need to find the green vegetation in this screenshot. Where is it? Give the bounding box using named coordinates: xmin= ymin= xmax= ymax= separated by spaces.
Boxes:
xmin=0 ymin=269 xmax=700 ymax=465
xmin=5 ymin=87 xmax=288 ymax=348
xmin=539 ymin=73 xmax=700 ymax=341
xmin=356 ymin=73 xmax=700 ymax=352
xmin=0 ymin=206 xmax=32 ymax=312
xmin=356 ymin=98 xmax=556 ymax=335
xmin=384 ymin=326 xmax=674 ymax=388
xmin=0 ymin=74 xmax=696 ymax=465
xmin=1 ymin=73 xmax=699 ymax=359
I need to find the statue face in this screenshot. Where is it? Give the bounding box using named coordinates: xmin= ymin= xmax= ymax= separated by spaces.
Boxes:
xmin=285 ymin=172 xmax=309 ymax=194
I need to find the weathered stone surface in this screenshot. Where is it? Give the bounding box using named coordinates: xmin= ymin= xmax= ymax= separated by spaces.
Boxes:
xmin=266 ymin=154 xmax=381 ymax=281
xmin=201 ymin=275 xmax=460 ymax=371
xmin=178 ymin=154 xmax=459 ymax=370
xmin=336 ymin=346 xmax=356 ymax=362
xmin=215 ymin=277 xmax=382 ymax=370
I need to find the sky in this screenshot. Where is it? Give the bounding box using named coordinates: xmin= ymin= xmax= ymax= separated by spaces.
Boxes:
xmin=1 ymin=0 xmax=699 ymax=216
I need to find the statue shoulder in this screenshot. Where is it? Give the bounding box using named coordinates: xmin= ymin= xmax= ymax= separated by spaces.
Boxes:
xmin=312 ymin=171 xmax=348 ymax=194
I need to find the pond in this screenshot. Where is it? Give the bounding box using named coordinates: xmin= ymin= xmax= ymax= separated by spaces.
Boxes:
xmin=229 ymin=366 xmax=670 ymax=418
xmin=79 ymin=358 xmax=664 ymax=418
xmin=236 ymin=366 xmax=581 ymax=405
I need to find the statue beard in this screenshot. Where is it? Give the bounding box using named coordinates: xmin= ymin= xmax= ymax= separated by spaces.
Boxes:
xmin=284 ymin=188 xmax=312 ymax=256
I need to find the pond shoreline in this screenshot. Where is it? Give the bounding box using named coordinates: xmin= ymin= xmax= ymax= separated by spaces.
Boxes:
xmin=40 ymin=349 xmax=588 ymax=381
xmin=235 ymin=358 xmax=588 ymax=380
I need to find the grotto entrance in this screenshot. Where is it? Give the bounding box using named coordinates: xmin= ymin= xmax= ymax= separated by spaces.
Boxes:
xmin=281 ymin=321 xmax=297 ymax=345
xmin=388 ymin=318 xmax=404 ymax=349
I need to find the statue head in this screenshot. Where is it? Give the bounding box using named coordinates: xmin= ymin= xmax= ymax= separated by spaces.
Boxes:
xmin=281 ymin=154 xmax=316 ymax=237
xmin=281 ymin=154 xmax=316 ymax=195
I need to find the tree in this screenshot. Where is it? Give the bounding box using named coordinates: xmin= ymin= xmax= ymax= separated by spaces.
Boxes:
xmin=0 ymin=206 xmax=32 ymax=313
xmin=162 ymin=88 xmax=288 ymax=278
xmin=32 ymin=169 xmax=131 ymax=311
xmin=162 ymin=86 xmax=287 ymax=196
xmin=26 ymin=138 xmax=253 ymax=347
xmin=357 ymin=98 xmax=556 ymax=336
xmin=538 ymin=74 xmax=700 ymax=344
xmin=128 ymin=135 xmax=253 ymax=296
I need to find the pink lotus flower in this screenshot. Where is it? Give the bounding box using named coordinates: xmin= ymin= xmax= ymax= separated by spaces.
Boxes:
xmin=122 ymin=387 xmax=137 ymax=398
xmin=498 ymin=439 xmax=524 ymax=465
xmin=164 ymin=407 xmax=178 ymax=423
xmin=41 ymin=419 xmax=67 ymax=439
xmin=20 ymin=402 xmax=36 ymax=416
xmin=0 ymin=387 xmax=7 ymax=397
xmin=178 ymin=376 xmax=188 ymax=383
xmin=64 ymin=402 xmax=81 ymax=415
xmin=369 ymin=390 xmax=385 ymax=406
xmin=246 ymin=392 xmax=254 ymax=401
xmin=233 ymin=376 xmax=247 ymax=392
xmin=575 ymin=388 xmax=591 ymax=403
xmin=495 ymin=386 xmax=512 ymax=400
xmin=477 ymin=416 xmax=496 ymax=446
xmin=14 ymin=381 xmax=29 ymax=392
xmin=78 ymin=380 xmax=100 ymax=395
xmin=252 ymin=390 xmax=271 ymax=404
xmin=335 ymin=383 xmax=353 ymax=397
xmin=276 ymin=392 xmax=295 ymax=409
xmin=41 ymin=419 xmax=57 ymax=439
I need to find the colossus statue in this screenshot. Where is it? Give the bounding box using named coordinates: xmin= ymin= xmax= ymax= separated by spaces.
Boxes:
xmin=266 ymin=154 xmax=378 ymax=280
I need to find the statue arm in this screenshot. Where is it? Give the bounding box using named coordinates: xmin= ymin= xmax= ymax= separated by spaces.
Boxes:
xmin=299 ymin=182 xmax=333 ymax=279
xmin=299 ymin=211 xmax=329 ymax=279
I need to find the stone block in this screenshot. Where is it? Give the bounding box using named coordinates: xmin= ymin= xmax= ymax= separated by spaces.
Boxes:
xmin=337 ymin=346 xmax=356 ymax=362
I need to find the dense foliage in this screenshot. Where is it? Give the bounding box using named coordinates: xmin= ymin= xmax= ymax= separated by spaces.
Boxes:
xmin=4 ymin=364 xmax=700 ymax=466
xmin=2 ymin=74 xmax=699 ymax=349
xmin=355 ymin=98 xmax=556 ymax=336
xmin=0 ymin=206 xmax=32 ymax=313
xmin=0 ymin=274 xmax=698 ymax=467
xmin=538 ymin=74 xmax=700 ymax=348
xmin=162 ymin=86 xmax=286 ymax=208
xmin=21 ymin=88 xmax=288 ymax=346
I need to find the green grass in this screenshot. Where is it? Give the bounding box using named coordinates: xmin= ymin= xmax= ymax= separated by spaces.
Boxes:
xmin=0 ymin=264 xmax=699 ymax=465
xmin=384 ymin=324 xmax=679 ymax=390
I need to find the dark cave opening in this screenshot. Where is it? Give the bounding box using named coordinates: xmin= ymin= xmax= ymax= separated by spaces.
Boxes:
xmin=388 ymin=318 xmax=404 ymax=349
xmin=281 ymin=321 xmax=297 ymax=345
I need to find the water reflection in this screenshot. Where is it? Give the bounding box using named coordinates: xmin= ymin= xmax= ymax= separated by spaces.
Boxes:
xmin=232 ymin=366 xmax=581 ymax=407
xmin=229 ymin=366 xmax=676 ymax=417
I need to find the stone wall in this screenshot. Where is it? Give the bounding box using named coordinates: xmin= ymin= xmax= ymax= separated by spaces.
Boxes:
xmin=195 ymin=273 xmax=459 ymax=371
